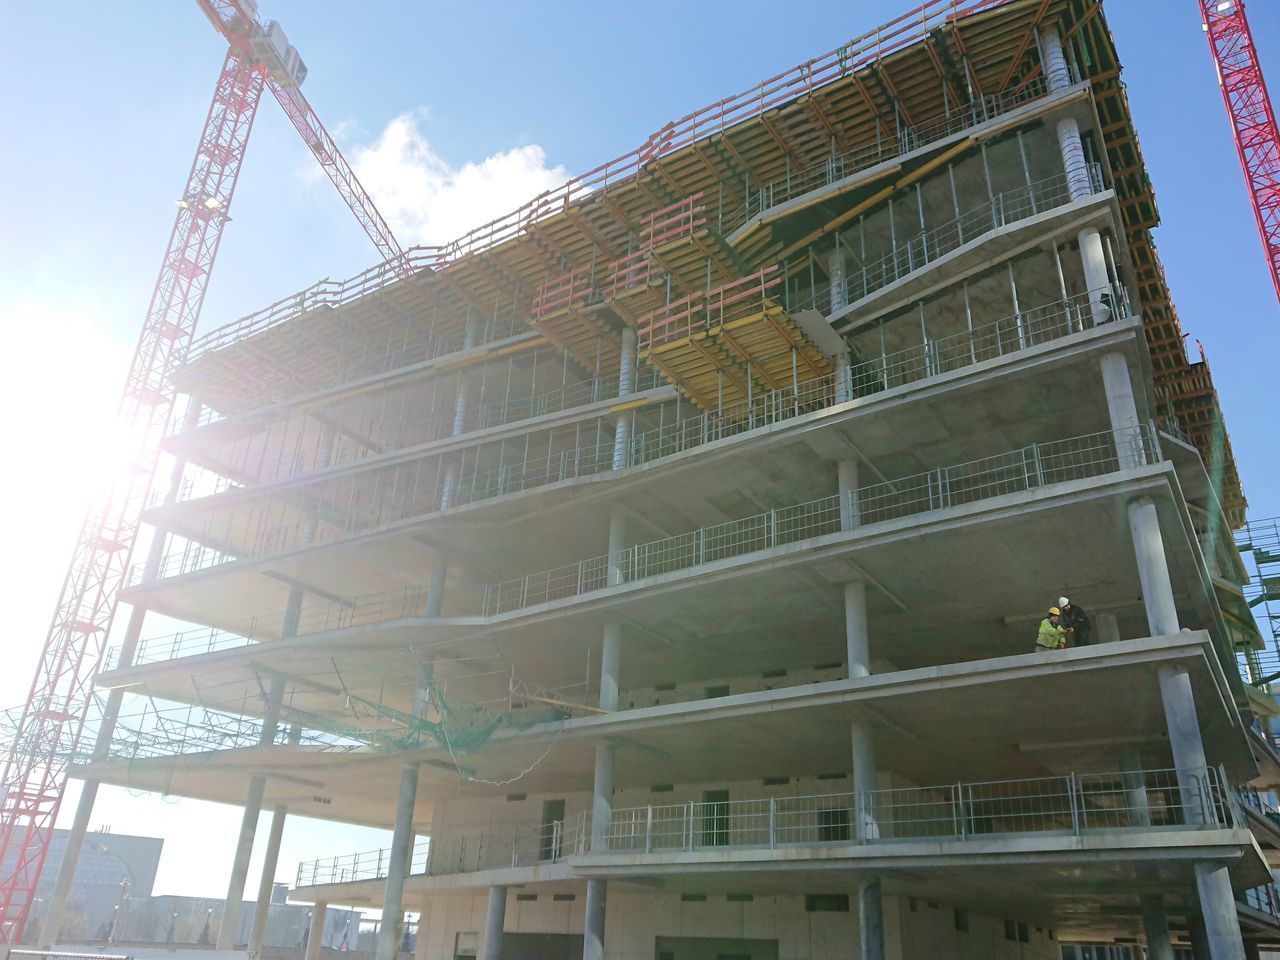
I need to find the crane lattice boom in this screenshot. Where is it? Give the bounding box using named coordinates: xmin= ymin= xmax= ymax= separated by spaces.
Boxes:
xmin=1201 ymin=0 xmax=1280 ymax=303
xmin=0 ymin=1 xmax=400 ymax=941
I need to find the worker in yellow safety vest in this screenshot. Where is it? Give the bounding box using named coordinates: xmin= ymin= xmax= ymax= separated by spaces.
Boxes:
xmin=1036 ymin=606 xmax=1067 ymax=652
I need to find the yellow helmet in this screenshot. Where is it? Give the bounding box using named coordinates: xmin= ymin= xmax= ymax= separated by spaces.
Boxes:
xmin=1048 ymin=606 xmax=1061 ymax=616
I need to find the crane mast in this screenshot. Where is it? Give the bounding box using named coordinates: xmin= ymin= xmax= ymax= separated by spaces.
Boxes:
xmin=0 ymin=1 xmax=400 ymax=941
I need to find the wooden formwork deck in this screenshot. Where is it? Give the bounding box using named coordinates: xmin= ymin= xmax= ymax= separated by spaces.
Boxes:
xmin=638 ymin=270 xmax=833 ymax=411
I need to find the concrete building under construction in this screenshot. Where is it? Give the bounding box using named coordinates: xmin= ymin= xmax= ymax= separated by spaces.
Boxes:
xmin=37 ymin=1 xmax=1280 ymax=959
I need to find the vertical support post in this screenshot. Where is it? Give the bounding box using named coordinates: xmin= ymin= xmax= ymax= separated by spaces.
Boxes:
xmin=482 ymin=886 xmax=507 ymax=960
xmin=1118 ymin=749 xmax=1151 ymax=828
xmin=845 ymin=581 xmax=870 ymax=679
xmin=304 ymin=902 xmax=328 ymax=960
xmin=218 ymin=674 xmax=286 ymax=949
xmin=1130 ymin=499 xmax=1180 ymax=637
xmin=1040 ymin=26 xmax=1073 ymax=92
xmin=852 ymin=722 xmax=878 ymax=842
xmin=248 ymin=800 xmax=289 ymax=956
xmin=1098 ymin=352 xmax=1143 ymax=469
xmin=1141 ymin=895 xmax=1175 ymax=960
xmin=1158 ymin=665 xmax=1208 ymax=825
xmin=859 ymin=877 xmax=885 ymax=960
xmin=375 ymin=762 xmax=420 ymax=960
xmin=583 ymin=880 xmax=606 ymax=960
xmin=425 ymin=550 xmax=448 ymax=617
xmin=830 ymin=238 xmax=847 ymax=314
xmin=1078 ymin=228 xmax=1112 ymax=325
xmin=612 ymin=327 xmax=638 ymax=470
xmin=1194 ymin=862 xmax=1247 ymax=960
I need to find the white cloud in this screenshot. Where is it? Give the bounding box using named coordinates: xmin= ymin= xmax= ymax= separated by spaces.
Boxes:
xmin=349 ymin=109 xmax=570 ymax=247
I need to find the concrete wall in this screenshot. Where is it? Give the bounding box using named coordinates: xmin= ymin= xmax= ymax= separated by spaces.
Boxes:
xmin=895 ymin=895 xmax=1060 ymax=960
xmin=412 ymin=891 xmax=1059 ymax=960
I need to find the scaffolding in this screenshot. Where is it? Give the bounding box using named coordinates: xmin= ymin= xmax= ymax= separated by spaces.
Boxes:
xmin=1237 ymin=517 xmax=1280 ymax=687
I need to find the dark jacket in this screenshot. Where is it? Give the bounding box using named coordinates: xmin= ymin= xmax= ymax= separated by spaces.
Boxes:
xmin=1062 ymin=604 xmax=1091 ymax=645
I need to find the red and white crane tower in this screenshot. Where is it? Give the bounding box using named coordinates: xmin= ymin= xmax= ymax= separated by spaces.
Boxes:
xmin=0 ymin=0 xmax=402 ymax=942
xmin=1200 ymin=0 xmax=1280 ymax=304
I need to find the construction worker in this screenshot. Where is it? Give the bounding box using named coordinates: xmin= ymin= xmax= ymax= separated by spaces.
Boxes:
xmin=1036 ymin=606 xmax=1067 ymax=652
xmin=1059 ymin=596 xmax=1092 ymax=646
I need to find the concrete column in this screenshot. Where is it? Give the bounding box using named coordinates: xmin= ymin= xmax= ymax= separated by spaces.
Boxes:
xmin=852 ymin=721 xmax=878 ymax=841
xmin=304 ymin=902 xmax=327 ymax=960
xmin=248 ymin=802 xmax=288 ymax=955
xmin=583 ymin=879 xmax=606 ymax=960
xmin=612 ymin=327 xmax=638 ymax=470
xmin=590 ymin=743 xmax=615 ymax=851
xmin=599 ymin=624 xmax=622 ymax=713
xmin=1140 ymin=898 xmax=1174 ymax=960
xmin=607 ymin=509 xmax=627 ymax=588
xmin=376 ymin=762 xmax=420 ymax=960
xmin=452 ymin=375 xmax=471 ymax=436
xmin=440 ymin=461 xmax=460 ymax=510
xmin=1079 ymin=228 xmax=1112 ymax=324
xmin=425 ymin=550 xmax=448 ymax=617
xmin=838 ymin=459 xmax=860 ymax=530
xmin=1130 ymin=498 xmax=1180 ymax=636
xmin=1096 ymin=612 xmax=1120 ymax=644
xmin=845 ymin=581 xmax=870 ymax=679
xmin=1056 ymin=116 xmax=1094 ymax=200
xmin=218 ymin=674 xmax=287 ymax=949
xmin=1158 ymin=665 xmax=1209 ymax=825
xmin=1190 ymin=916 xmax=1211 ymax=960
xmin=830 ymin=243 xmax=847 ymax=314
xmin=1099 ymin=352 xmax=1143 ymax=469
xmin=1118 ymin=749 xmax=1151 ymax=828
xmin=482 ymin=886 xmax=507 ymax=960
xmin=1040 ymin=26 xmax=1074 ymax=92
xmin=1194 ymin=863 xmax=1247 ymax=960
xmin=859 ymin=878 xmax=885 ymax=960
xmin=218 ymin=775 xmax=265 ymax=948
xmin=835 ymin=352 xmax=853 ymax=403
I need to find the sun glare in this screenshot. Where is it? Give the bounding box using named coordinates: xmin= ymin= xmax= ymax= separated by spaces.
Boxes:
xmin=1 ymin=298 xmax=134 ymax=705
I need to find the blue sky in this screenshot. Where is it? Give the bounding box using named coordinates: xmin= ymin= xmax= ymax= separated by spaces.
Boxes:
xmin=0 ymin=1 xmax=1277 ymax=899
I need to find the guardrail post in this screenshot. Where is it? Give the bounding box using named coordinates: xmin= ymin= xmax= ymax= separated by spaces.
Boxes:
xmin=686 ymin=801 xmax=695 ymax=850
xmin=953 ymin=784 xmax=963 ymax=840
xmin=1068 ymin=773 xmax=1081 ymax=835
xmin=645 ymin=806 xmax=654 ymax=853
xmin=512 ymin=826 xmax=519 ymax=867
xmin=769 ymin=797 xmax=777 ymax=849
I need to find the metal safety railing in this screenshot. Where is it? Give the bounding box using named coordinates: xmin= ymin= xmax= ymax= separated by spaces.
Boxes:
xmin=185 ymin=304 xmax=530 ymax=426
xmin=294 ymin=817 xmax=585 ymax=888
xmin=290 ymin=766 xmax=1237 ymax=887
xmin=1243 ymin=882 xmax=1280 ymax=920
xmin=189 ymin=0 xmax=1025 ymax=361
xmin=294 ymin=839 xmax=430 ymax=888
xmin=720 ymin=74 xmax=1056 ymax=235
xmin=135 ymin=289 xmax=1137 ymax=590
xmin=475 ymin=425 xmax=1158 ymax=616
xmin=427 ymin=816 xmax=586 ymax=877
xmin=796 ymin=163 xmax=1107 ymax=317
xmin=114 ymin=583 xmax=432 ymax=665
xmin=599 ymin=766 xmax=1237 ymax=854
xmin=164 ymin=365 xmax=665 ymax=500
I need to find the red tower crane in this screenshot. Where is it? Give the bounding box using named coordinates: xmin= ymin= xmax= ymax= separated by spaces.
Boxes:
xmin=1200 ymin=0 xmax=1280 ymax=303
xmin=0 ymin=0 xmax=402 ymax=941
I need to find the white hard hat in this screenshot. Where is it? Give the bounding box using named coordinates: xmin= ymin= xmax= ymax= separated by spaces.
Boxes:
xmin=1058 ymin=596 xmax=1070 ymax=607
